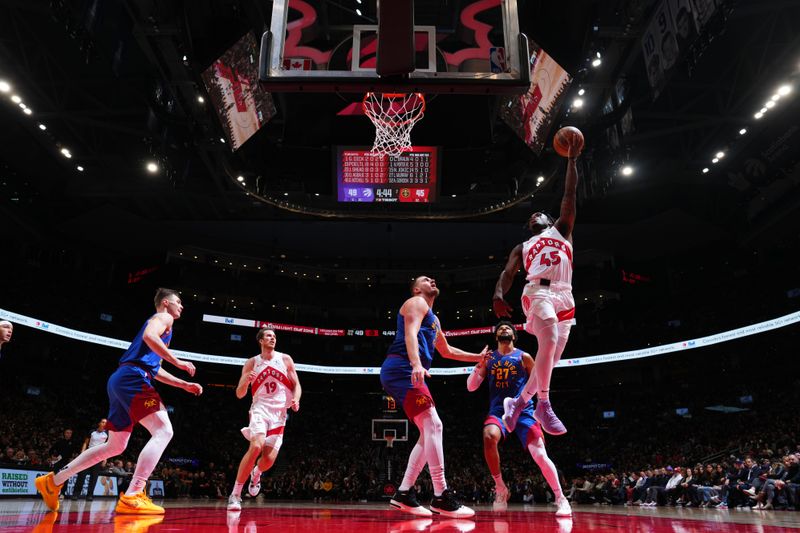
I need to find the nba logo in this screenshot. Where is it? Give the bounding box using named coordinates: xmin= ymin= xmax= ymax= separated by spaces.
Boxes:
xmin=489 ymin=47 xmax=506 ymax=73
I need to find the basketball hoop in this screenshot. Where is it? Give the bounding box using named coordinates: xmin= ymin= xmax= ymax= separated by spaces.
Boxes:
xmin=362 ymin=92 xmax=426 ymax=157
xmin=385 ymin=435 xmax=395 ymax=448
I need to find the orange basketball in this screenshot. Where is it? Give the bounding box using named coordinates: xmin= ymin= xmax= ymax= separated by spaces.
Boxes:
xmin=553 ymin=126 xmax=584 ymax=158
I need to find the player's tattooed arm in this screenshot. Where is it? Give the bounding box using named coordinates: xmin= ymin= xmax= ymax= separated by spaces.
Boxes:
xmin=493 ymin=244 xmax=523 ymax=318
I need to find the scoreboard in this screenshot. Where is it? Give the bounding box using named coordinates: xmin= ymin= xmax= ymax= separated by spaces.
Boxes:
xmin=336 ymin=146 xmax=439 ymax=203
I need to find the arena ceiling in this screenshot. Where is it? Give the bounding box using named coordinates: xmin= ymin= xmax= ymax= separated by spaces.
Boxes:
xmin=1 ymin=0 xmax=798 ymax=263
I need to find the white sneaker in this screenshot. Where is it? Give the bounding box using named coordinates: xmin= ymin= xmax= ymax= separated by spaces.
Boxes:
xmin=248 ymin=468 xmax=261 ymax=497
xmin=555 ymin=497 xmax=572 ymax=517
xmin=493 ymin=485 xmax=509 ymax=511
xmin=502 ymin=396 xmax=524 ymax=432
xmin=227 ymin=494 xmax=242 ymax=511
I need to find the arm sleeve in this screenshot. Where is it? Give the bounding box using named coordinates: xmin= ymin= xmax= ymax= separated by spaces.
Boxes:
xmin=466 ymin=368 xmax=485 ymax=391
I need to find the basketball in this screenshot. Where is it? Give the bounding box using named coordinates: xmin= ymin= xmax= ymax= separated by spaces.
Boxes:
xmin=553 ymin=126 xmax=584 ymax=158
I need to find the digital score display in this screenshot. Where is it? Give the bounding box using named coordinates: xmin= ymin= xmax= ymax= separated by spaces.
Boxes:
xmin=336 ymin=146 xmax=439 ymax=203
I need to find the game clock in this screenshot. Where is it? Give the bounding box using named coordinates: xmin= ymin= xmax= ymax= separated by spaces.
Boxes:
xmin=336 ymin=146 xmax=440 ymax=203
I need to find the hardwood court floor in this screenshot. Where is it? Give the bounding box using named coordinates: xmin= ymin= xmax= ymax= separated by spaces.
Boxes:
xmin=1 ymin=500 xmax=797 ymax=532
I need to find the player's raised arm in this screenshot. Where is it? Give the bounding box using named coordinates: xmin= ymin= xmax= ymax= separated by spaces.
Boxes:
xmin=435 ymin=328 xmax=491 ymax=363
xmin=142 ymin=313 xmax=195 ymax=376
xmin=235 ymin=357 xmax=257 ymax=399
xmin=284 ymin=354 xmax=302 ymax=411
xmin=493 ymin=244 xmax=523 ymax=318
xmin=554 ymin=138 xmax=582 ymax=241
xmin=466 ymin=352 xmax=491 ymax=392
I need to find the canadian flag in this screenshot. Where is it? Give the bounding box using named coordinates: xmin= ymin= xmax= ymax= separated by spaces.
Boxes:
xmin=283 ymin=58 xmax=312 ymax=70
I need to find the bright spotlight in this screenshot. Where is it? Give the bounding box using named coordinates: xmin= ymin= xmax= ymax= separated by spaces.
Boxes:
xmin=197 ymin=95 xmax=205 ymax=103
xmin=739 ymin=128 xmax=747 ymax=135
xmin=237 ymin=175 xmax=245 ymax=182
xmin=777 ymin=85 xmax=792 ymax=96
xmin=702 ymin=168 xmax=709 ymax=174
xmin=356 ymin=8 xmax=362 ymax=16
xmin=60 ymin=148 xmax=72 ymax=159
xmin=759 ymin=107 xmax=767 ymax=114
xmin=621 ymin=166 xmax=633 ymax=176
xmin=754 ymin=112 xmax=763 ymax=119
xmin=578 ymin=88 xmax=585 ymax=96
xmin=712 ymin=157 xmax=719 ymax=163
xmin=0 ymin=80 xmax=10 ymax=93
xmin=572 ymin=98 xmax=584 ymax=109
xmin=771 ymin=94 xmax=780 ymax=101
xmin=146 ymin=161 xmax=159 ymax=173
xmin=23 ymin=108 xmax=32 ymax=115
xmin=715 ymin=151 xmax=725 ymax=159
xmin=591 ymin=58 xmax=602 ymax=67
xmin=76 ymin=166 xmax=84 ymax=172
xmin=765 ymin=100 xmax=775 ymax=108
xmin=38 ymin=123 xmax=46 ymax=131
xmin=10 ymin=95 xmax=21 ymax=104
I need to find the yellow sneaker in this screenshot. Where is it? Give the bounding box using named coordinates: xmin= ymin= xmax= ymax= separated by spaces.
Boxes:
xmin=35 ymin=473 xmax=62 ymax=512
xmin=115 ymin=492 xmax=165 ymax=515
xmin=113 ymin=515 xmax=165 ymax=533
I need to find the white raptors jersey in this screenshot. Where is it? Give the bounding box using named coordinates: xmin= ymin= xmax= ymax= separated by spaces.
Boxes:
xmin=250 ymin=352 xmax=294 ymax=410
xmin=522 ymin=226 xmax=573 ymax=284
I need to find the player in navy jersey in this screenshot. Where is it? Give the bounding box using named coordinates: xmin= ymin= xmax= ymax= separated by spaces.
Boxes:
xmin=467 ymin=321 xmax=572 ymax=516
xmin=382 ymin=275 xmax=490 ymax=518
xmin=36 ymin=288 xmax=203 ymax=515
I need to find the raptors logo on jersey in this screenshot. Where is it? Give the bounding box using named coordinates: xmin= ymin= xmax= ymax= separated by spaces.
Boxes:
xmin=250 ymin=352 xmax=294 ymax=410
xmin=522 ymin=226 xmax=573 ymax=283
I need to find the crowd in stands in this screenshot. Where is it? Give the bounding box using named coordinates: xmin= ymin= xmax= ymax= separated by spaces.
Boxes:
xmin=2 ymin=341 xmax=797 ymax=512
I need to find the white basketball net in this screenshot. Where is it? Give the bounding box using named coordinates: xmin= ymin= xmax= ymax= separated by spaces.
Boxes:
xmin=362 ymin=92 xmax=426 ymax=157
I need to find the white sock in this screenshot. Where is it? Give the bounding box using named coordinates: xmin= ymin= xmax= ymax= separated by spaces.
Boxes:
xmin=528 ymin=439 xmax=562 ymax=500
xmin=415 ymin=409 xmax=447 ymax=497
xmin=399 ymin=440 xmax=426 ymax=491
xmin=125 ymin=411 xmax=173 ymax=496
xmin=53 ymin=431 xmax=129 ymax=486
xmin=493 ymin=474 xmax=506 ymax=489
xmin=232 ymin=482 xmax=244 ymax=498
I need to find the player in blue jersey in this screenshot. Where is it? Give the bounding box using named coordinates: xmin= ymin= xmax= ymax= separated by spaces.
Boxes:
xmin=36 ymin=288 xmax=203 ymax=514
xmin=382 ymin=275 xmax=490 ymax=518
xmin=467 ymin=321 xmax=572 ymax=516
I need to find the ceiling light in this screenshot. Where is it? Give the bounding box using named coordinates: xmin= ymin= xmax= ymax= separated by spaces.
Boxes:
xmin=0 ymin=81 xmax=10 ymax=93
xmin=356 ymin=8 xmax=362 ymax=16
xmin=10 ymin=95 xmax=21 ymax=104
xmin=536 ymin=175 xmax=545 ymax=183
xmin=715 ymin=151 xmax=725 ymax=159
xmin=314 ymin=193 xmax=320 ymax=197
xmin=451 ymin=194 xmax=456 ymax=197
xmin=596 ymin=52 xmax=602 ymax=59
xmin=23 ymin=108 xmax=32 ymax=115
xmin=237 ymin=175 xmax=245 ymax=182
xmin=182 ymin=55 xmax=188 ymax=61
xmin=759 ymin=107 xmax=767 ymax=113
xmin=712 ymin=157 xmax=719 ymax=163
xmin=621 ymin=166 xmax=633 ymax=176
xmin=739 ymin=128 xmax=747 ymax=135
xmin=284 ymin=192 xmax=289 ymax=196
xmin=578 ymin=88 xmax=585 ymax=96
xmin=777 ymin=85 xmax=792 ymax=96
xmin=38 ymin=123 xmax=46 ymax=131
xmin=76 ymin=166 xmax=84 ymax=172
xmin=146 ymin=161 xmax=159 ymax=173
xmin=765 ymin=100 xmax=775 ymax=108
xmin=591 ymin=58 xmax=602 ymax=67
xmin=219 ymin=137 xmax=225 ymax=143
xmin=60 ymin=148 xmax=72 ymax=158
xmin=18 ymin=102 xmax=26 ymax=109
xmin=702 ymin=167 xmax=709 ymax=174
xmin=754 ymin=112 xmax=763 ymax=119
xmin=197 ymin=95 xmax=205 ymax=103
xmin=572 ymin=97 xmax=584 ymax=108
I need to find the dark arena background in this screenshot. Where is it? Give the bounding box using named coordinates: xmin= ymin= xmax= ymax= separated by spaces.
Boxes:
xmin=1 ymin=0 xmax=799 ymax=532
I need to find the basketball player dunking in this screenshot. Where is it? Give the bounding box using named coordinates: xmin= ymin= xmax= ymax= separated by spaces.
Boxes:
xmin=492 ymin=135 xmax=582 ymax=436
xmin=35 ymin=288 xmax=203 ymax=514
xmin=227 ymin=327 xmax=301 ymax=511
xmin=382 ymin=276 xmax=490 ymax=518
xmin=467 ymin=321 xmax=572 ymax=516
